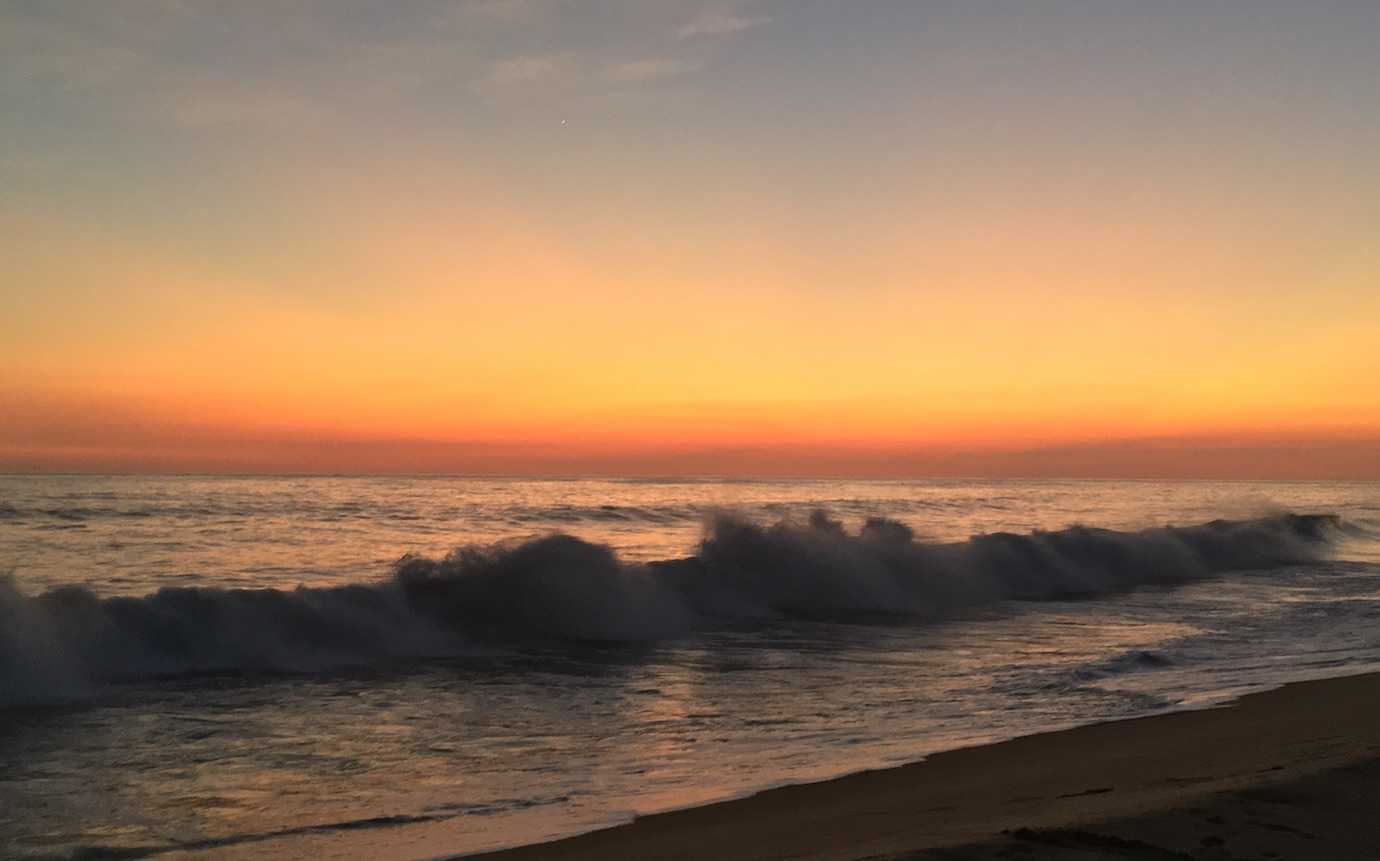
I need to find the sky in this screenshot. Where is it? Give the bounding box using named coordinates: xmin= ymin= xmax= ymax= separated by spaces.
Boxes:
xmin=2 ymin=0 xmax=1378 ymax=477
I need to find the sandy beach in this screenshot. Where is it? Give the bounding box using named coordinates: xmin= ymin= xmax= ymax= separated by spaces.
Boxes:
xmin=472 ymin=672 xmax=1380 ymax=860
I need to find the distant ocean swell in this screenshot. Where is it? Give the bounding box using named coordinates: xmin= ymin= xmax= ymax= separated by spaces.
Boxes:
xmin=0 ymin=497 xmax=1008 ymax=526
xmin=0 ymin=512 xmax=1338 ymax=705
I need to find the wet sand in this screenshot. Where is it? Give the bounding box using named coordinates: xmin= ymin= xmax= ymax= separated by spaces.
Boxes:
xmin=469 ymin=672 xmax=1380 ymax=860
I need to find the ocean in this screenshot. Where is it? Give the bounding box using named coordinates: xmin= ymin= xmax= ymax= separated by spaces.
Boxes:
xmin=2 ymin=475 xmax=1378 ymax=860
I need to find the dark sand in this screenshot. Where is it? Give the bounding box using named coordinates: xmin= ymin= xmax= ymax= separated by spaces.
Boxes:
xmin=471 ymin=672 xmax=1380 ymax=860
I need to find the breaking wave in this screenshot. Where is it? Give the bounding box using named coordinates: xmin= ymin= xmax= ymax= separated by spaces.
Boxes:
xmin=0 ymin=512 xmax=1339 ymax=705
xmin=1073 ymin=648 xmax=1176 ymax=681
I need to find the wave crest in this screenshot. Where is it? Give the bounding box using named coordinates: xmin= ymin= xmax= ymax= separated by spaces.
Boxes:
xmin=0 ymin=512 xmax=1338 ymax=705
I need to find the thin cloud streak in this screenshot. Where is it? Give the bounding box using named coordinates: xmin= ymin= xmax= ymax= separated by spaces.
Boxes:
xmin=486 ymin=54 xmax=565 ymax=86
xmin=604 ymin=57 xmax=702 ymax=83
xmin=678 ymin=6 xmax=771 ymax=39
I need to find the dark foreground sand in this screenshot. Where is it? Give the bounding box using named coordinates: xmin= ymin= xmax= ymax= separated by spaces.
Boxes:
xmin=471 ymin=672 xmax=1380 ymax=860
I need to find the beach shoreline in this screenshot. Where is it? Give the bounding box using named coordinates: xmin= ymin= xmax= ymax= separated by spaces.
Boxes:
xmin=466 ymin=671 xmax=1380 ymax=860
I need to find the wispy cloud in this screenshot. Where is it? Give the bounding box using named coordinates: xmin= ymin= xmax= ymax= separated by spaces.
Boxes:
xmin=678 ymin=6 xmax=771 ymax=39
xmin=459 ymin=0 xmax=553 ymax=24
xmin=1 ymin=2 xmax=773 ymax=131
xmin=486 ymin=54 xmax=564 ymax=86
xmin=604 ymin=58 xmax=702 ymax=83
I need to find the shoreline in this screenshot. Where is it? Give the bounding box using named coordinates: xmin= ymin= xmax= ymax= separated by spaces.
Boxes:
xmin=466 ymin=671 xmax=1380 ymax=860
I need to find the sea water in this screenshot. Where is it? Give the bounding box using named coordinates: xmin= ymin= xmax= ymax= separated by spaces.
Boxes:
xmin=1 ymin=476 xmax=1378 ymax=860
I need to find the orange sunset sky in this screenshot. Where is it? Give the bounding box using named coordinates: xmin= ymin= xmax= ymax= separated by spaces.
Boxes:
xmin=2 ymin=2 xmax=1378 ymax=478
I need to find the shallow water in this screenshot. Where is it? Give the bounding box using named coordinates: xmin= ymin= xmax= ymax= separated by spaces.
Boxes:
xmin=1 ymin=476 xmax=1378 ymax=860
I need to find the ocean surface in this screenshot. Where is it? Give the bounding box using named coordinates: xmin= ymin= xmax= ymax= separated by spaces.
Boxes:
xmin=2 ymin=476 xmax=1379 ymax=860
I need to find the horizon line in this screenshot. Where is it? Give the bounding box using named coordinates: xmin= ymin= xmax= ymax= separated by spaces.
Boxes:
xmin=4 ymin=471 xmax=1377 ymax=484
